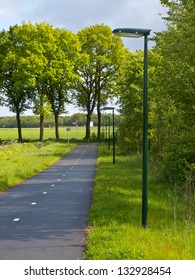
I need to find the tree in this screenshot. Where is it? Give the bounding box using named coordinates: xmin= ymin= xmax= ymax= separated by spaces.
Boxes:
xmin=12 ymin=22 xmax=81 ymax=141
xmin=45 ymin=27 xmax=81 ymax=140
xmin=117 ymin=47 xmax=180 ymax=155
xmin=30 ymin=22 xmax=58 ymax=142
xmin=70 ymin=113 xmax=86 ymax=126
xmin=75 ymin=24 xmax=125 ymax=140
xmin=0 ymin=22 xmax=53 ymax=142
xmin=117 ymin=50 xmax=145 ymax=152
xmin=152 ymin=0 xmax=195 ymax=184
xmin=0 ymin=25 xmax=36 ymax=142
xmin=156 ymin=0 xmax=195 ymax=124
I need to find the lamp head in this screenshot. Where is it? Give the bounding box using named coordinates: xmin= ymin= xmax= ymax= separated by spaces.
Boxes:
xmin=113 ymin=28 xmax=151 ymax=38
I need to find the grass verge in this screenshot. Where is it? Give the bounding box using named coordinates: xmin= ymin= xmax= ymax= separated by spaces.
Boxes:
xmin=85 ymin=143 xmax=195 ymax=260
xmin=0 ymin=141 xmax=76 ymax=192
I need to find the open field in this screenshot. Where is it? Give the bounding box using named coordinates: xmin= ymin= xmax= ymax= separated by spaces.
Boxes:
xmin=85 ymin=144 xmax=195 ymax=260
xmin=0 ymin=126 xmax=98 ymax=141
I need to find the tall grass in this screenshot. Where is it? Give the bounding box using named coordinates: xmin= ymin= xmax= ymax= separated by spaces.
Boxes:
xmin=0 ymin=141 xmax=76 ymax=191
xmin=85 ymin=144 xmax=195 ymax=260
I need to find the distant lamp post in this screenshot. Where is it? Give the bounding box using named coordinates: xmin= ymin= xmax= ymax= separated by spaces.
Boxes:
xmin=104 ymin=116 xmax=111 ymax=149
xmin=103 ymin=116 xmax=107 ymax=143
xmin=107 ymin=116 xmax=111 ymax=150
xmin=113 ymin=28 xmax=151 ymax=228
xmin=104 ymin=107 xmax=115 ymax=164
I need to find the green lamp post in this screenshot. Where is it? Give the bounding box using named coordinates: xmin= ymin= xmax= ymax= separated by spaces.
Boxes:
xmin=104 ymin=107 xmax=115 ymax=164
xmin=112 ymin=28 xmax=151 ymax=228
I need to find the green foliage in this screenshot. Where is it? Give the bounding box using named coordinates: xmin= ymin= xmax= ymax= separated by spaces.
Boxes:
xmin=0 ymin=22 xmax=125 ymax=142
xmin=151 ymin=0 xmax=195 ymax=187
xmin=117 ymin=51 xmax=144 ymax=153
xmin=75 ymin=24 xmax=126 ymax=139
xmin=161 ymin=131 xmax=195 ymax=185
xmin=0 ymin=25 xmax=36 ymax=113
xmin=0 ymin=113 xmax=121 ymax=128
xmin=0 ymin=22 xmax=82 ymax=141
xmin=156 ymin=1 xmax=195 ymax=126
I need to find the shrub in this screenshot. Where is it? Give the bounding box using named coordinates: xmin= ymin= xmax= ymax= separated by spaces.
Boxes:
xmin=161 ymin=132 xmax=195 ymax=186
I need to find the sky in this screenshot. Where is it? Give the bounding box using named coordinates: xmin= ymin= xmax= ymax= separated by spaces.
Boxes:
xmin=0 ymin=0 xmax=167 ymax=117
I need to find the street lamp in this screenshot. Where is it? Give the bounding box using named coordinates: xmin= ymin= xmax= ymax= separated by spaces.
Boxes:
xmin=104 ymin=116 xmax=111 ymax=149
xmin=107 ymin=116 xmax=111 ymax=150
xmin=103 ymin=116 xmax=108 ymax=143
xmin=113 ymin=28 xmax=151 ymax=228
xmin=104 ymin=107 xmax=115 ymax=164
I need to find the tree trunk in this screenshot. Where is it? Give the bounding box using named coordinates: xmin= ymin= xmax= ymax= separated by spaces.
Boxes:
xmin=54 ymin=114 xmax=60 ymax=141
xmin=85 ymin=113 xmax=91 ymax=141
xmin=16 ymin=112 xmax=22 ymax=142
xmin=96 ymin=66 xmax=101 ymax=142
xmin=39 ymin=114 xmax=44 ymax=142
xmin=97 ymin=105 xmax=101 ymax=142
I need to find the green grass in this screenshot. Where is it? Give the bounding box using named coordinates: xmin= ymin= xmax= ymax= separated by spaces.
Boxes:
xmin=0 ymin=127 xmax=97 ymax=141
xmin=85 ymin=144 xmax=195 ymax=260
xmin=0 ymin=141 xmax=76 ymax=191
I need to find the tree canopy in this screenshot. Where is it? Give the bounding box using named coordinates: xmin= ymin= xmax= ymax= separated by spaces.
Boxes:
xmin=74 ymin=24 xmax=125 ymax=140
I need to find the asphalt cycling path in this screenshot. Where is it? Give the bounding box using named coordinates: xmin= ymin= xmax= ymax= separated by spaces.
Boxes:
xmin=0 ymin=143 xmax=98 ymax=260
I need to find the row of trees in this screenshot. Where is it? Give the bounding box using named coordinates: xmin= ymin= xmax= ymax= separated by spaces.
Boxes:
xmin=118 ymin=0 xmax=195 ymax=186
xmin=0 ymin=23 xmax=125 ymax=141
xmin=0 ymin=114 xmax=87 ymax=128
xmin=0 ymin=113 xmax=121 ymax=128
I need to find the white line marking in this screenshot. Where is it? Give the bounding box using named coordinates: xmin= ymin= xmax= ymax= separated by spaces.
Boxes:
xmin=31 ymin=202 xmax=37 ymax=205
xmin=51 ymin=184 xmax=55 ymax=186
xmin=13 ymin=218 xmax=20 ymax=222
xmin=43 ymin=192 xmax=47 ymax=195
xmin=57 ymin=179 xmax=61 ymax=181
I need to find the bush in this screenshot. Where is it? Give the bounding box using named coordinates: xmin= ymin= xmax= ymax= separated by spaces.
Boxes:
xmin=90 ymin=132 xmax=97 ymax=140
xmin=161 ymin=132 xmax=195 ymax=186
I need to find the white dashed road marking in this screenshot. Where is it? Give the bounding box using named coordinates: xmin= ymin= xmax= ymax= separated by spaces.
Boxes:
xmin=13 ymin=218 xmax=20 ymax=222
xmin=31 ymin=202 xmax=37 ymax=205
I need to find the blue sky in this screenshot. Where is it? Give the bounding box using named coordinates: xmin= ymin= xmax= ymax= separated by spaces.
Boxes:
xmin=0 ymin=0 xmax=167 ymax=116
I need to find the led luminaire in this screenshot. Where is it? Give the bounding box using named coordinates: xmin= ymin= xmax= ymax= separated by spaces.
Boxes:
xmin=113 ymin=28 xmax=151 ymax=38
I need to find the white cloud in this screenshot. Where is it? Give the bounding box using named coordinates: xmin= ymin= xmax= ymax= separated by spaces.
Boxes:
xmin=24 ymin=0 xmax=165 ymax=32
xmin=0 ymin=5 xmax=12 ymax=15
xmin=0 ymin=0 xmax=23 ymax=14
xmin=28 ymin=0 xmax=166 ymax=49
xmin=0 ymin=0 xmax=166 ymax=36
